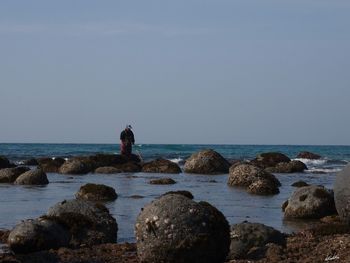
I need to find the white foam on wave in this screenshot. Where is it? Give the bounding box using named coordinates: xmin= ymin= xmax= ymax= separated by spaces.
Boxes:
xmin=293 ymin=158 xmax=327 ymax=167
xmin=168 ymin=158 xmax=184 ymax=164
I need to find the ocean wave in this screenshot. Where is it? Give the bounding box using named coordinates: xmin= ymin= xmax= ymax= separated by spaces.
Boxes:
xmin=293 ymin=158 xmax=327 ymax=167
xmin=305 ymin=167 xmax=342 ymax=174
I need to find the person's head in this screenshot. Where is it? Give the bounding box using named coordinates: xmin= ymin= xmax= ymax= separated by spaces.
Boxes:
xmin=125 ymin=124 xmax=132 ymax=131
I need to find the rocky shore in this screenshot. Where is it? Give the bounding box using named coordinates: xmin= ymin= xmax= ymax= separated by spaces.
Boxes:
xmin=1 ymin=149 xmax=349 ymax=262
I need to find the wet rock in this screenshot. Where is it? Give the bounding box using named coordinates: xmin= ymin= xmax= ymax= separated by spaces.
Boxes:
xmin=184 ymin=149 xmax=230 ymax=174
xmin=75 ymin=154 xmax=140 ymax=171
xmin=142 ymin=159 xmax=181 ymax=174
xmin=135 ymin=194 xmax=230 ymax=263
xmin=292 ymin=180 xmax=309 ymax=187
xmin=162 ymin=190 xmax=194 ymax=199
xmin=0 ymin=156 xmax=14 ymax=169
xmin=46 ymin=199 xmax=118 ymax=247
xmin=23 ymin=159 xmax=39 ymax=166
xmin=265 ymin=160 xmax=307 ymax=173
xmin=7 ymin=218 xmax=70 ymax=254
xmin=247 ymin=179 xmax=280 ymax=195
xmin=335 ymin=164 xmax=350 ymax=223
xmin=95 ymin=166 xmax=122 ymax=174
xmin=114 ymin=162 xmax=141 ymax=173
xmin=283 ymin=185 xmax=336 ymax=219
xmin=0 ymin=167 xmax=30 ymax=183
xmin=59 ymin=159 xmax=91 ymax=175
xmin=251 ymin=152 xmax=291 ymax=168
xmin=38 ymin=157 xmax=65 ymax=173
xmin=228 ymin=222 xmax=285 ymax=260
xmin=297 ymin=151 xmax=321 ymax=160
xmin=228 ymin=164 xmax=280 ymax=195
xmin=75 ymin=183 xmax=118 ymax=201
xmin=14 ymin=169 xmax=49 ymax=185
xmin=149 ymin=178 xmax=176 ymax=185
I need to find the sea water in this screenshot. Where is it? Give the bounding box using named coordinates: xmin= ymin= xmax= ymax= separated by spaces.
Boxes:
xmin=0 ymin=143 xmax=349 ymax=242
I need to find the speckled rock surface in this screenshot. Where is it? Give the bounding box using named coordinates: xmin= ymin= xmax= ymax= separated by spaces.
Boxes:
xmin=135 ymin=194 xmax=230 ymax=263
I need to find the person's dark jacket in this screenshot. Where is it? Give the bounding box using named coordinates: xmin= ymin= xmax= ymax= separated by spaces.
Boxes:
xmin=120 ymin=129 xmax=135 ymax=145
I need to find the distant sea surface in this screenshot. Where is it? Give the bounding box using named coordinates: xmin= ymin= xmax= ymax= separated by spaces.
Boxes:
xmin=0 ymin=143 xmax=349 ymax=243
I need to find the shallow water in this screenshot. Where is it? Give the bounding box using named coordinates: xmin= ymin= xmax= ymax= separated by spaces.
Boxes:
xmin=0 ymin=169 xmax=337 ymax=243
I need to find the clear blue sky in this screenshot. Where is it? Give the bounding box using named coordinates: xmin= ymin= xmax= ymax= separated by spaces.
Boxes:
xmin=0 ymin=0 xmax=349 ymax=145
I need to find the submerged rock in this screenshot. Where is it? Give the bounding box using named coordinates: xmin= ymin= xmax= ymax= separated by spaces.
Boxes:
xmin=135 ymin=194 xmax=230 ymax=263
xmin=75 ymin=183 xmax=118 ymax=201
xmin=335 ymin=165 xmax=350 ymax=223
xmin=14 ymin=169 xmax=49 ymax=185
xmin=292 ymin=180 xmax=309 ymax=187
xmin=184 ymin=149 xmax=230 ymax=174
xmin=8 ymin=218 xmax=70 ymax=254
xmin=283 ymin=185 xmax=336 ymax=219
xmin=228 ymin=222 xmax=285 ymax=260
xmin=95 ymin=166 xmax=122 ymax=174
xmin=228 ymin=164 xmax=280 ymax=195
xmin=142 ymin=159 xmax=181 ymax=174
xmin=149 ymin=178 xmax=176 ymax=185
xmin=297 ymin=151 xmax=321 ymax=160
xmin=46 ymin=199 xmax=118 ymax=247
xmin=0 ymin=167 xmax=30 ymax=183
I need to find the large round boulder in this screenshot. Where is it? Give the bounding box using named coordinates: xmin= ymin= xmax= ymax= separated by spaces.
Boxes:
xmin=334 ymin=164 xmax=350 ymax=223
xmin=283 ymin=185 xmax=336 ymax=219
xmin=7 ymin=218 xmax=70 ymax=254
xmin=0 ymin=167 xmax=30 ymax=183
xmin=0 ymin=156 xmax=14 ymax=169
xmin=142 ymin=159 xmax=181 ymax=174
xmin=228 ymin=222 xmax=285 ymax=260
xmin=38 ymin=157 xmax=65 ymax=173
xmin=14 ymin=169 xmax=49 ymax=185
xmin=184 ymin=149 xmax=230 ymax=174
xmin=228 ymin=164 xmax=280 ymax=195
xmin=59 ymin=159 xmax=91 ymax=175
xmin=135 ymin=194 xmax=230 ymax=263
xmin=297 ymin=151 xmax=321 ymax=160
xmin=265 ymin=160 xmax=307 ymax=173
xmin=251 ymin=152 xmax=291 ymax=168
xmin=46 ymin=199 xmax=118 ymax=247
xmin=75 ymin=183 xmax=118 ymax=201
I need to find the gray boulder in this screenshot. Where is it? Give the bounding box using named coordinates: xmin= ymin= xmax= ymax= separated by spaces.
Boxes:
xmin=135 ymin=194 xmax=230 ymax=263
xmin=0 ymin=167 xmax=30 ymax=183
xmin=59 ymin=159 xmax=91 ymax=175
xmin=142 ymin=159 xmax=181 ymax=174
xmin=228 ymin=164 xmax=280 ymax=195
xmin=38 ymin=157 xmax=65 ymax=173
xmin=75 ymin=183 xmax=118 ymax=201
xmin=283 ymin=185 xmax=336 ymax=219
xmin=334 ymin=165 xmax=350 ymax=223
xmin=0 ymin=156 xmax=14 ymax=169
xmin=46 ymin=199 xmax=117 ymax=247
xmin=228 ymin=222 xmax=285 ymax=260
xmin=265 ymin=160 xmax=307 ymax=173
xmin=184 ymin=149 xmax=230 ymax=174
xmin=7 ymin=218 xmax=70 ymax=254
xmin=251 ymin=152 xmax=291 ymax=168
xmin=14 ymin=169 xmax=49 ymax=185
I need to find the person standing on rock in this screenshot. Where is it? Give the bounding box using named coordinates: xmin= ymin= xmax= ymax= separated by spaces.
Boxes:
xmin=120 ymin=125 xmax=135 ymax=156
